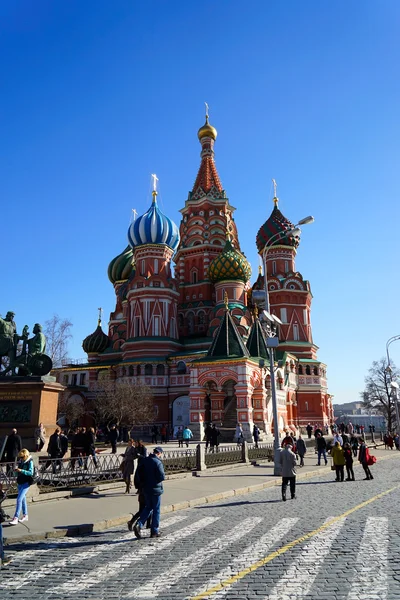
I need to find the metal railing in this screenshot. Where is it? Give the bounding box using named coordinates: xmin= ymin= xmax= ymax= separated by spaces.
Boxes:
xmin=248 ymin=443 xmax=274 ymax=462
xmin=163 ymin=448 xmax=197 ymax=473
xmin=205 ymin=444 xmax=242 ymax=467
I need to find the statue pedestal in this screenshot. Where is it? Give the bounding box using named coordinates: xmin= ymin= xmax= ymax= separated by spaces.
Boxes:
xmin=0 ymin=378 xmax=63 ymax=450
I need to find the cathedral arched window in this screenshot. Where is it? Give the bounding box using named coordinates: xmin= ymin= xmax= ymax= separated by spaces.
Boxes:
xmin=156 ymin=364 xmax=165 ymax=376
xmin=145 ymin=364 xmax=153 ymax=376
xmin=154 ymin=259 xmax=159 ymax=274
xmin=191 ymin=269 xmax=198 ymax=284
xmin=306 ymin=365 xmax=311 ymax=375
xmin=187 ymin=312 xmax=195 ymax=334
xmin=129 ymin=366 xmax=134 ymax=377
xmin=177 ymin=361 xmax=187 ymax=374
xmin=198 ymin=311 xmax=206 ymax=325
xmin=313 ymin=367 xmax=319 ymax=376
xmin=136 ymin=365 xmax=141 ymax=376
xmin=298 ymin=365 xmax=303 ymax=375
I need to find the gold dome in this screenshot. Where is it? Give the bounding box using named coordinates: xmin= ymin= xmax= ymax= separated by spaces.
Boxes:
xmin=198 ymin=116 xmax=217 ymax=141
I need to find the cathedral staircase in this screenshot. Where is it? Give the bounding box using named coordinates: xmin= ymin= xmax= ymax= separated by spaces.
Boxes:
xmin=219 ymin=397 xmax=238 ymax=442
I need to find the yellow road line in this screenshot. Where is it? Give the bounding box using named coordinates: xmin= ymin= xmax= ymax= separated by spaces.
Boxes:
xmin=190 ymin=483 xmax=400 ymax=600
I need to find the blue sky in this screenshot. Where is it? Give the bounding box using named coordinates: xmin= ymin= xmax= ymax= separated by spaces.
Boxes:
xmin=1 ymin=1 xmax=400 ymax=405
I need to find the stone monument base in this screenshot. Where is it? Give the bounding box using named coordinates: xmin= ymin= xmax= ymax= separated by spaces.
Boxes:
xmin=0 ymin=377 xmax=63 ymax=451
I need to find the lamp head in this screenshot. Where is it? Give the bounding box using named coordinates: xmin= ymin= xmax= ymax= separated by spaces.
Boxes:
xmin=297 ymin=215 xmax=314 ymax=226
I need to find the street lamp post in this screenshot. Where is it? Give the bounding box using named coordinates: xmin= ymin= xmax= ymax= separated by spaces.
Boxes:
xmin=255 ymin=213 xmax=314 ymax=476
xmin=386 ymin=335 xmax=400 ymax=431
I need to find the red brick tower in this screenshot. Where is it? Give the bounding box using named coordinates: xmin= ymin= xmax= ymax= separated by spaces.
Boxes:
xmin=174 ymin=113 xmax=242 ymax=350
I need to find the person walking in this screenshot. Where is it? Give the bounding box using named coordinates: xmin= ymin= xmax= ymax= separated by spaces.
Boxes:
xmin=133 ymin=447 xmax=165 ymax=539
xmin=182 ymin=426 xmax=193 ymax=448
xmin=210 ymin=424 xmax=221 ymax=453
xmin=134 ymin=439 xmax=148 ymax=460
xmin=160 ymin=425 xmax=167 ymax=444
xmin=122 ymin=439 xmax=136 ymax=494
xmin=4 ymin=429 xmax=22 ymax=472
xmin=9 ymin=449 xmax=34 ymax=525
xmin=252 ymin=424 xmax=260 ymax=448
xmin=306 ymin=423 xmax=313 ymax=439
xmin=296 ymin=434 xmax=306 ymax=467
xmin=331 ymin=441 xmax=345 ymax=482
xmin=176 ymin=426 xmax=184 ymax=448
xmin=204 ymin=423 xmax=213 ymax=450
xmin=358 ymin=438 xmax=374 ymax=480
xmin=34 ymin=423 xmax=46 ymax=452
xmin=109 ymin=425 xmax=119 ymax=454
xmin=350 ymin=434 xmax=359 ymax=457
xmin=84 ymin=427 xmax=98 ymax=468
xmin=333 ymin=432 xmax=343 ymax=446
xmin=151 ymin=425 xmax=159 ymax=444
xmin=59 ymin=430 xmax=69 ymax=459
xmin=316 ymin=433 xmax=328 ymax=466
xmin=280 ymin=443 xmax=297 ymax=501
xmin=235 ymin=423 xmax=244 ymax=446
xmin=127 ymin=454 xmax=152 ymax=532
xmin=45 ymin=428 xmax=62 ymax=473
xmin=343 ymin=442 xmax=355 ymax=481
xmin=387 ymin=433 xmax=394 ymax=450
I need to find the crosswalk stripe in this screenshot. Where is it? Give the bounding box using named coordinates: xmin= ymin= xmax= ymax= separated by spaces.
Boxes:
xmin=190 ymin=518 xmax=299 ymax=599
xmin=347 ymin=517 xmax=388 ymax=600
xmin=264 ymin=516 xmax=345 ymax=600
xmin=0 ymin=514 xmax=187 ymax=589
xmin=51 ymin=516 xmax=218 ymax=594
xmin=128 ymin=516 xmax=263 ymax=598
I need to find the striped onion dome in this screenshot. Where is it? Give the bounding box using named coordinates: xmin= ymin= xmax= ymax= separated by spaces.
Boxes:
xmin=256 ymin=204 xmax=299 ymax=253
xmin=82 ymin=320 xmax=109 ymax=354
xmin=209 ymin=237 xmax=252 ymax=284
xmin=108 ymin=245 xmax=135 ymax=284
xmin=127 ymin=195 xmax=180 ymax=252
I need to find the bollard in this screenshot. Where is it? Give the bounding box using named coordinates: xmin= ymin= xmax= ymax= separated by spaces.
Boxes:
xmin=196 ymin=443 xmax=206 ymax=471
xmin=241 ymin=441 xmax=249 ymax=464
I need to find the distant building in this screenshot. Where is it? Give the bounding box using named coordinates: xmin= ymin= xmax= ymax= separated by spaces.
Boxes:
xmin=55 ymin=114 xmax=333 ymax=440
xmin=334 ymin=402 xmax=366 ymax=418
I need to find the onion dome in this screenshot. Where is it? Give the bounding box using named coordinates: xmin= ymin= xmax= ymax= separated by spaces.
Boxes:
xmin=82 ymin=318 xmax=109 ymax=354
xmin=108 ymin=245 xmax=135 ymax=284
xmin=198 ymin=115 xmax=217 ymax=141
xmin=127 ymin=193 xmax=180 ymax=252
xmin=209 ymin=236 xmax=252 ymax=284
xmin=256 ymin=202 xmax=299 ymax=253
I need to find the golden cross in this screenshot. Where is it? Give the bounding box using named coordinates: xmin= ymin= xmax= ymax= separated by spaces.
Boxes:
xmin=205 ymin=102 xmax=209 ymax=119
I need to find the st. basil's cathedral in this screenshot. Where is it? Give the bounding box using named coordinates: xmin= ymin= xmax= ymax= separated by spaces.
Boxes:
xmin=58 ymin=114 xmax=334 ymax=441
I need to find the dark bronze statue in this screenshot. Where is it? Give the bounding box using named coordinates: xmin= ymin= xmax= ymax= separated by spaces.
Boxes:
xmin=0 ymin=312 xmax=52 ymax=377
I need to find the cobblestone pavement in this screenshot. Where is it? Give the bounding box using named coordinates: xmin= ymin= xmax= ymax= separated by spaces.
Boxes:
xmin=1 ymin=455 xmax=400 ymax=600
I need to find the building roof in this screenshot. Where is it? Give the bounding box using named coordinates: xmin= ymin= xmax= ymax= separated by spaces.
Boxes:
xmin=246 ymin=317 xmax=269 ymax=360
xmin=206 ymin=305 xmax=250 ymax=359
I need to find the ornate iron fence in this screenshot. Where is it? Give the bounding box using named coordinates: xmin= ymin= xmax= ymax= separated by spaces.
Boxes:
xmin=248 ymin=443 xmax=274 ymax=462
xmin=205 ymin=444 xmax=242 ymax=468
xmin=162 ymin=449 xmax=196 ymax=474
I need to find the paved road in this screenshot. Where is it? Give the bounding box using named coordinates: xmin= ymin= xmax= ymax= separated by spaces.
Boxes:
xmin=1 ymin=454 xmax=400 ymax=600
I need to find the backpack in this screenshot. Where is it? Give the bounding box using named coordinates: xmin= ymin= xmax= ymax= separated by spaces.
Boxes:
xmin=27 ymin=462 xmax=40 ymax=485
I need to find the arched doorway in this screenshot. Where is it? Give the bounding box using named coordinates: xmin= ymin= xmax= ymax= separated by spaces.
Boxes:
xmin=222 ymin=379 xmax=237 ymax=428
xmin=172 ymin=396 xmax=190 ymax=430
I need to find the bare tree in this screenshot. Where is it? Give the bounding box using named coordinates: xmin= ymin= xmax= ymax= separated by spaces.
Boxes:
xmin=44 ymin=315 xmax=73 ymax=367
xmin=91 ymin=374 xmax=154 ymax=427
xmin=57 ymin=392 xmax=86 ymax=428
xmin=361 ymin=358 xmax=399 ymax=432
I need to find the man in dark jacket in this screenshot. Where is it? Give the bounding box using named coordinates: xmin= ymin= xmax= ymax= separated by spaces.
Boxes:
xmin=306 ymin=423 xmax=313 ymax=439
xmin=296 ymin=434 xmax=307 ymax=467
xmin=134 ymin=447 xmax=165 ymax=539
xmin=44 ymin=428 xmax=62 ymax=472
xmin=316 ymin=433 xmax=328 ymax=466
xmin=108 ymin=425 xmax=119 ymax=454
xmin=4 ymin=429 xmax=22 ymax=472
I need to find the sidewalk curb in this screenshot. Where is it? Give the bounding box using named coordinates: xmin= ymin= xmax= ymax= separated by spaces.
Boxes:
xmin=5 ymin=453 xmax=397 ymax=545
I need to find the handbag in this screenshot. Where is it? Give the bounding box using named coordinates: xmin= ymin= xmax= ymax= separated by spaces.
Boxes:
xmin=367 ymin=455 xmax=377 ymax=466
